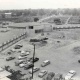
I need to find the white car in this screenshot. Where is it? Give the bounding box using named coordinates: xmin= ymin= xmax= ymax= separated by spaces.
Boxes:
xmin=18 ymin=60 xmax=25 ymax=62
xmin=10 ymin=48 xmax=16 ymax=52
xmin=19 ymin=62 xmax=31 ymax=68
xmin=41 ymin=60 xmax=50 ymax=67
xmin=15 ymin=60 xmax=25 ymax=66
xmin=65 ymin=70 xmax=76 ymax=80
xmin=20 ymin=51 xmax=30 ymax=56
xmin=29 ymin=67 xmax=40 ymax=74
xmin=38 ymin=70 xmax=48 ymax=78
xmin=18 ymin=56 xmax=27 ymax=59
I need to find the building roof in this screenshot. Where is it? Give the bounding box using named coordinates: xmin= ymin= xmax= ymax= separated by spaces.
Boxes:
xmin=5 ymin=13 xmax=12 ymax=15
xmin=8 ymin=22 xmax=50 ymax=28
xmin=8 ymin=22 xmax=41 ymax=28
xmin=0 ymin=70 xmax=11 ymax=79
xmin=0 ymin=77 xmax=11 ymax=80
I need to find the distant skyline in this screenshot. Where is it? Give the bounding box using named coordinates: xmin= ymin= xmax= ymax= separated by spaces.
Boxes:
xmin=0 ymin=0 xmax=80 ymax=10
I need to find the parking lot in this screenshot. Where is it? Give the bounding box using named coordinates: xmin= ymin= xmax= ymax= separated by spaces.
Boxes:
xmin=1 ymin=30 xmax=80 ymax=80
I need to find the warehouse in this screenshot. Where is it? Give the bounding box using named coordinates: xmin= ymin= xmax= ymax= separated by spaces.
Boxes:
xmin=8 ymin=22 xmax=42 ymax=29
xmin=8 ymin=22 xmax=52 ymax=36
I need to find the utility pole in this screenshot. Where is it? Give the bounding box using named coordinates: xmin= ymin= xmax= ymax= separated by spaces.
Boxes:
xmin=32 ymin=44 xmax=35 ymax=79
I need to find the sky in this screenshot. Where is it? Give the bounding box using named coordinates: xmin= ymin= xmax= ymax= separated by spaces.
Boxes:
xmin=0 ymin=0 xmax=80 ymax=10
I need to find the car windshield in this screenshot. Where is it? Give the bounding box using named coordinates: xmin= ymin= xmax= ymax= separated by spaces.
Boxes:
xmin=43 ymin=60 xmax=49 ymax=63
xmin=43 ymin=61 xmax=47 ymax=63
xmin=41 ymin=70 xmax=45 ymax=73
xmin=69 ymin=72 xmax=73 ymax=74
xmin=34 ymin=67 xmax=37 ymax=69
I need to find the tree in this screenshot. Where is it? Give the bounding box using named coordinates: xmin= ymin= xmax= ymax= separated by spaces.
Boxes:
xmin=54 ymin=18 xmax=61 ymax=24
xmin=34 ymin=17 xmax=39 ymax=22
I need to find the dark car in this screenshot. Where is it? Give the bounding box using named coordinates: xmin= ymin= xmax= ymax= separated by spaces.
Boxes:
xmin=78 ymin=60 xmax=80 ymax=63
xmin=30 ymin=57 xmax=39 ymax=63
xmin=24 ymin=63 xmax=34 ymax=70
xmin=14 ymin=44 xmax=23 ymax=49
xmin=7 ymin=51 xmax=12 ymax=55
xmin=6 ymin=57 xmax=15 ymax=61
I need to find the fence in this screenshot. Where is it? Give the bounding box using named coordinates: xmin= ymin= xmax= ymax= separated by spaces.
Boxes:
xmin=0 ymin=32 xmax=27 ymax=52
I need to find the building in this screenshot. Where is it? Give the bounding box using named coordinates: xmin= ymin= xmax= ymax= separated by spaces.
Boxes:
xmin=0 ymin=67 xmax=11 ymax=80
xmin=8 ymin=22 xmax=53 ymax=37
xmin=8 ymin=22 xmax=41 ymax=29
xmin=26 ymin=25 xmax=44 ymax=37
xmin=5 ymin=13 xmax=12 ymax=18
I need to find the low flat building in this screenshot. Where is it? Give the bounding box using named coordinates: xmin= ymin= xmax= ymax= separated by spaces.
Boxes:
xmin=5 ymin=13 xmax=12 ymax=18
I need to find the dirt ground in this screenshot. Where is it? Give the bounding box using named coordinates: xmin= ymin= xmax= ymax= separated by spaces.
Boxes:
xmin=0 ymin=28 xmax=26 ymax=44
xmin=1 ymin=29 xmax=80 ymax=80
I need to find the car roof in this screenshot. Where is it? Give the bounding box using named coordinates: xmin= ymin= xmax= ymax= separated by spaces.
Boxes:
xmin=43 ymin=60 xmax=50 ymax=63
xmin=69 ymin=70 xmax=76 ymax=73
xmin=21 ymin=50 xmax=25 ymax=53
xmin=33 ymin=67 xmax=37 ymax=69
xmin=40 ymin=70 xmax=47 ymax=72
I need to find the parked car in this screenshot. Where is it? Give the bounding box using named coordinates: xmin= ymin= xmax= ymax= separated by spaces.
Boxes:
xmin=20 ymin=51 xmax=30 ymax=57
xmin=7 ymin=51 xmax=12 ymax=55
xmin=15 ymin=60 xmax=25 ymax=66
xmin=65 ymin=70 xmax=76 ymax=80
xmin=6 ymin=57 xmax=15 ymax=61
xmin=78 ymin=60 xmax=80 ymax=63
xmin=38 ymin=70 xmax=48 ymax=78
xmin=20 ymin=54 xmax=28 ymax=57
xmin=24 ymin=63 xmax=34 ymax=70
xmin=30 ymin=57 xmax=39 ymax=63
xmin=29 ymin=67 xmax=40 ymax=74
xmin=43 ymin=72 xmax=55 ymax=80
xmin=41 ymin=60 xmax=50 ymax=67
xmin=54 ymin=73 xmax=63 ymax=80
xmin=10 ymin=48 xmax=16 ymax=52
xmin=14 ymin=44 xmax=23 ymax=49
xmin=27 ymin=57 xmax=33 ymax=61
xmin=19 ymin=62 xmax=31 ymax=68
xmin=18 ymin=56 xmax=27 ymax=60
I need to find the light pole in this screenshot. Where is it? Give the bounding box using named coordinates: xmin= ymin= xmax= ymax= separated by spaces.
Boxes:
xmin=31 ymin=43 xmax=35 ymax=79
